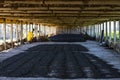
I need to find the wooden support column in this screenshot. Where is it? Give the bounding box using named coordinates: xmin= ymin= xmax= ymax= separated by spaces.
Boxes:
xmin=28 ymin=23 xmax=30 ymax=31
xmin=106 ymin=22 xmax=108 ymax=40
xmin=109 ymin=21 xmax=112 ymax=48
xmin=103 ymin=23 xmax=105 ymax=36
xmin=26 ymin=22 xmax=28 ymax=40
xmin=95 ymin=24 xmax=97 ymax=39
xmin=92 ymin=26 xmax=94 ymax=37
xmin=89 ymin=26 xmax=91 ymax=36
xmin=10 ymin=20 xmax=13 ymax=48
xmin=97 ymin=24 xmax=101 ymax=38
xmin=35 ymin=24 xmax=37 ymax=37
xmin=31 ymin=23 xmax=35 ymax=31
xmin=38 ymin=24 xmax=40 ymax=37
xmin=114 ymin=21 xmax=116 ymax=47
xmin=16 ymin=21 xmax=19 ymax=43
xmin=88 ymin=26 xmax=89 ymax=35
xmin=91 ymin=26 xmax=92 ymax=36
xmin=90 ymin=26 xmax=92 ymax=36
xmin=30 ymin=23 xmax=32 ymax=31
xmin=97 ymin=24 xmax=99 ymax=38
xmin=91 ymin=26 xmax=93 ymax=36
xmin=3 ymin=18 xmax=7 ymax=50
xmin=20 ymin=21 xmax=23 ymax=44
xmin=100 ymin=23 xmax=102 ymax=36
xmin=44 ymin=26 xmax=46 ymax=36
xmin=93 ymin=25 xmax=95 ymax=37
xmin=39 ymin=24 xmax=41 ymax=36
xmin=98 ymin=24 xmax=100 ymax=37
xmin=102 ymin=23 xmax=105 ymax=41
xmin=97 ymin=24 xmax=102 ymax=42
xmin=119 ymin=21 xmax=120 ymax=43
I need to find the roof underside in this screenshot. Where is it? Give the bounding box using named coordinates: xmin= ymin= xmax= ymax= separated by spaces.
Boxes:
xmin=0 ymin=0 xmax=120 ymax=27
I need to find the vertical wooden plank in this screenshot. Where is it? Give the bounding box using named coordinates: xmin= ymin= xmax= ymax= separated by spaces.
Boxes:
xmin=93 ymin=25 xmax=95 ymax=37
xmin=98 ymin=24 xmax=99 ymax=39
xmin=114 ymin=21 xmax=116 ymax=47
xmin=119 ymin=21 xmax=120 ymax=43
xmin=109 ymin=21 xmax=112 ymax=47
xmin=36 ymin=24 xmax=38 ymax=37
xmin=102 ymin=23 xmax=104 ymax=41
xmin=39 ymin=24 xmax=41 ymax=36
xmin=98 ymin=24 xmax=101 ymax=41
xmin=103 ymin=23 xmax=105 ymax=37
xmin=10 ymin=20 xmax=13 ymax=48
xmin=106 ymin=21 xmax=108 ymax=40
xmin=38 ymin=24 xmax=40 ymax=37
xmin=91 ymin=26 xmax=93 ymax=36
xmin=44 ymin=25 xmax=46 ymax=36
xmin=20 ymin=21 xmax=23 ymax=44
xmin=90 ymin=26 xmax=92 ymax=36
xmin=26 ymin=22 xmax=28 ymax=40
xmin=100 ymin=23 xmax=102 ymax=36
xmin=3 ymin=18 xmax=7 ymax=50
xmin=93 ymin=25 xmax=94 ymax=37
xmin=16 ymin=21 xmax=19 ymax=43
xmin=29 ymin=23 xmax=30 ymax=31
xmin=32 ymin=23 xmax=35 ymax=30
xmin=90 ymin=26 xmax=91 ymax=36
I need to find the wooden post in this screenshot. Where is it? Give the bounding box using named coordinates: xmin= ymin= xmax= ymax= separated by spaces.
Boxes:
xmin=92 ymin=26 xmax=93 ymax=37
xmin=28 ymin=23 xmax=30 ymax=31
xmin=3 ymin=18 xmax=7 ymax=50
xmin=16 ymin=21 xmax=19 ymax=44
xmin=93 ymin=25 xmax=95 ymax=37
xmin=98 ymin=24 xmax=100 ymax=37
xmin=108 ymin=21 xmax=111 ymax=47
xmin=106 ymin=21 xmax=108 ymax=40
xmin=114 ymin=21 xmax=116 ymax=47
xmin=90 ymin=26 xmax=92 ymax=36
xmin=91 ymin=26 xmax=92 ymax=36
xmin=102 ymin=23 xmax=104 ymax=41
xmin=20 ymin=21 xmax=23 ymax=44
xmin=89 ymin=26 xmax=91 ymax=36
xmin=34 ymin=24 xmax=36 ymax=37
xmin=10 ymin=20 xmax=13 ymax=48
xmin=102 ymin=23 xmax=105 ymax=42
xmin=100 ymin=23 xmax=102 ymax=36
xmin=38 ymin=24 xmax=40 ymax=38
xmin=98 ymin=24 xmax=99 ymax=39
xmin=119 ymin=21 xmax=120 ymax=43
xmin=44 ymin=26 xmax=46 ymax=36
xmin=39 ymin=24 xmax=41 ymax=36
xmin=26 ymin=22 xmax=28 ymax=40
xmin=32 ymin=23 xmax=33 ymax=31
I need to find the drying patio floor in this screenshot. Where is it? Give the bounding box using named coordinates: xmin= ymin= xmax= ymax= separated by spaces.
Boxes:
xmin=0 ymin=41 xmax=120 ymax=80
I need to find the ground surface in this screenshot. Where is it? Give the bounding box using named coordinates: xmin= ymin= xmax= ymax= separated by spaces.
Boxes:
xmin=0 ymin=44 xmax=120 ymax=79
xmin=0 ymin=41 xmax=120 ymax=80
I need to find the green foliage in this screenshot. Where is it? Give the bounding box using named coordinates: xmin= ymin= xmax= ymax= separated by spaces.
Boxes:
xmin=40 ymin=36 xmax=49 ymax=42
xmin=104 ymin=31 xmax=120 ymax=42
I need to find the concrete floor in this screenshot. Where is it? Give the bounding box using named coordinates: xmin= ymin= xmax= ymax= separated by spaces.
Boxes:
xmin=0 ymin=41 xmax=120 ymax=80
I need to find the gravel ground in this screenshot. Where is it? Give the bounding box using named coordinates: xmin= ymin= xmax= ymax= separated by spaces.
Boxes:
xmin=0 ymin=44 xmax=120 ymax=79
xmin=0 ymin=41 xmax=120 ymax=80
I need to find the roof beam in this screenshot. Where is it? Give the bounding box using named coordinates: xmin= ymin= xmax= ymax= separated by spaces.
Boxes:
xmin=4 ymin=1 xmax=43 ymax=4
